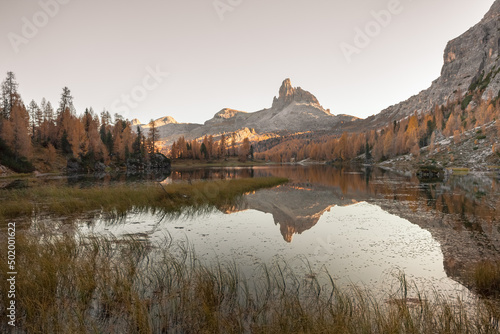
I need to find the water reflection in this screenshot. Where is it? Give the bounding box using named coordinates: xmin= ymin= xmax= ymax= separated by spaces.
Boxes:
xmin=167 ymin=165 xmax=499 ymax=285
xmin=46 ymin=164 xmax=499 ymax=290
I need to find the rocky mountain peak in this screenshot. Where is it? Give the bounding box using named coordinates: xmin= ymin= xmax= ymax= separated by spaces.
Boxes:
xmin=272 ymin=78 xmax=320 ymax=111
xmin=131 ymin=118 xmax=142 ymax=126
xmin=155 ymin=116 xmax=178 ymax=125
xmin=214 ymin=108 xmax=246 ymax=119
xmin=278 ymin=78 xmax=294 ymax=98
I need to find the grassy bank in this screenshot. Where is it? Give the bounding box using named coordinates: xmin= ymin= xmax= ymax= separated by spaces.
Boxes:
xmin=0 ymin=177 xmax=288 ymax=222
xmin=1 ymin=234 xmax=499 ymax=333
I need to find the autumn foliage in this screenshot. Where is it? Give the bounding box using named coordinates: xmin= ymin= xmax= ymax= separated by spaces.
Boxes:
xmin=0 ymin=72 xmax=149 ymax=172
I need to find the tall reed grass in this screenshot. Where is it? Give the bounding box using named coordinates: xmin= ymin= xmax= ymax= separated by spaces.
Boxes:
xmin=1 ymin=232 xmax=500 ymax=334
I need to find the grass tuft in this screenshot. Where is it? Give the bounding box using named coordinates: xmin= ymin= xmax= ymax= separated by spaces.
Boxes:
xmin=470 ymin=260 xmax=500 ymax=296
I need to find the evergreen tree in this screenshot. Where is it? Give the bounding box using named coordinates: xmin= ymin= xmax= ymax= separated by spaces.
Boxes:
xmin=365 ymin=142 xmax=372 ymax=162
xmin=1 ymin=71 xmax=19 ymax=120
xmin=28 ymin=100 xmax=39 ymax=139
xmin=200 ymin=142 xmax=208 ymax=160
xmin=57 ymin=86 xmax=74 ymax=118
xmin=132 ymin=126 xmax=145 ymax=160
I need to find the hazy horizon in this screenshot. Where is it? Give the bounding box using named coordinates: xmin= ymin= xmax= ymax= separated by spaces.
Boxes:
xmin=0 ymin=0 xmax=496 ymax=124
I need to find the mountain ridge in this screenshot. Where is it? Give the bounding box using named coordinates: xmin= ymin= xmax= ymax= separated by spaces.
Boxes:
xmin=135 ymin=78 xmax=358 ymax=145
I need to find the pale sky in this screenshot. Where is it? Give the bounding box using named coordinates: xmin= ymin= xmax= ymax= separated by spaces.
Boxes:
xmin=0 ymin=0 xmax=496 ymax=124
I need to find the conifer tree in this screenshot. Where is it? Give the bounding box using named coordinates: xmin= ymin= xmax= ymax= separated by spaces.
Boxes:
xmin=1 ymin=71 xmax=19 ymax=120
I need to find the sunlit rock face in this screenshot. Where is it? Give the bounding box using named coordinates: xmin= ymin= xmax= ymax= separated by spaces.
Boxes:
xmin=271 ymin=78 xmax=321 ymax=111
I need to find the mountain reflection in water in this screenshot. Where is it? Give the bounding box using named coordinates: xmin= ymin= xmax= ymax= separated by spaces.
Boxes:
xmin=76 ymin=165 xmax=498 ymax=291
xmin=173 ymin=165 xmax=499 ymax=283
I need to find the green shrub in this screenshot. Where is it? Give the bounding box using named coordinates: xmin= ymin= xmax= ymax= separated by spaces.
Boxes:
xmin=461 ymin=94 xmax=473 ymax=110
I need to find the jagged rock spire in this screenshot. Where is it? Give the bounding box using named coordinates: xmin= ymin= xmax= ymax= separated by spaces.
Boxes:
xmin=272 ymin=78 xmax=320 ymax=111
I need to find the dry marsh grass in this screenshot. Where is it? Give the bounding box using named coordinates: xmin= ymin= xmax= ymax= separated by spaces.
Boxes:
xmin=470 ymin=260 xmax=500 ymax=297
xmin=0 ymin=177 xmax=288 ymax=222
xmin=1 ymin=234 xmax=500 ymax=334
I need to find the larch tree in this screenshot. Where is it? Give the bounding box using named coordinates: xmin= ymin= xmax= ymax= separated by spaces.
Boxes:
xmin=191 ymin=140 xmax=200 ymax=160
xmin=220 ymin=133 xmax=226 ymax=157
xmin=383 ymin=127 xmax=394 ymax=158
xmin=239 ymin=137 xmax=250 ymax=162
xmin=7 ymin=102 xmax=32 ymax=159
xmin=68 ymin=116 xmax=88 ymax=158
xmin=337 ymin=132 xmax=349 ymax=161
xmin=208 ymin=135 xmax=214 ymax=159
xmin=444 ymin=112 xmax=458 ymax=137
xmin=171 ymin=142 xmax=178 ymax=159
xmin=231 ymin=132 xmax=236 ymax=156
xmin=434 ymin=105 xmax=444 ymax=131
xmin=148 ymin=119 xmax=159 ymax=154
xmin=405 ymin=115 xmax=419 ymax=153
xmin=87 ymin=119 xmax=107 ymax=162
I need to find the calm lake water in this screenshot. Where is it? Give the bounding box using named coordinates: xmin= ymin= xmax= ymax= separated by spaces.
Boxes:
xmin=77 ymin=165 xmax=500 ymax=298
